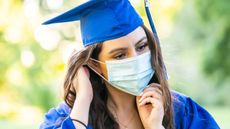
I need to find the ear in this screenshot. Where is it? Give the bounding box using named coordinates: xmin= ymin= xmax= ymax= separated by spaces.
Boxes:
xmin=87 ymin=59 xmax=102 ymax=74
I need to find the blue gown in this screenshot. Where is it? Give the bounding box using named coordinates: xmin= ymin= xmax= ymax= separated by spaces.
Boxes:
xmin=39 ymin=91 xmax=220 ymax=129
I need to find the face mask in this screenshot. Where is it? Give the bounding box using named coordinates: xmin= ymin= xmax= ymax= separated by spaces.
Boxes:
xmin=89 ymin=51 xmax=155 ymax=96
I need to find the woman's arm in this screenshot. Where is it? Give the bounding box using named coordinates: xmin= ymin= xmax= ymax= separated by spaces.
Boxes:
xmin=68 ymin=66 xmax=93 ymax=129
xmin=40 ymin=67 xmax=93 ymax=129
xmin=70 ymin=96 xmax=91 ymax=129
xmin=39 ymin=101 xmax=92 ymax=129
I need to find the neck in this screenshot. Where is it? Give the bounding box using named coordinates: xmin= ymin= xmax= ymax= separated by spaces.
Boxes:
xmin=106 ymin=84 xmax=136 ymax=113
xmin=106 ymin=84 xmax=144 ymax=129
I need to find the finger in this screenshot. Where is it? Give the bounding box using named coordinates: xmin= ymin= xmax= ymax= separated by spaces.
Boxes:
xmin=77 ymin=67 xmax=85 ymax=75
xmin=136 ymin=96 xmax=141 ymax=101
xmin=149 ymin=83 xmax=161 ymax=87
xmin=82 ymin=66 xmax=90 ymax=77
xmin=78 ymin=66 xmax=90 ymax=78
xmin=139 ymin=90 xmax=162 ymax=102
xmin=139 ymin=97 xmax=156 ymax=106
xmin=143 ymin=84 xmax=162 ymax=95
xmin=139 ymin=97 xmax=163 ymax=108
xmin=143 ymin=87 xmax=162 ymax=98
xmin=148 ymin=83 xmax=162 ymax=91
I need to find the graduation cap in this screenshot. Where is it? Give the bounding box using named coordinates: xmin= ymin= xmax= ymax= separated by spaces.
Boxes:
xmin=43 ymin=0 xmax=146 ymax=47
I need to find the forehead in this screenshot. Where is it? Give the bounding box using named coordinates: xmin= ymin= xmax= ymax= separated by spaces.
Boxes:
xmin=101 ymin=26 xmax=146 ymax=50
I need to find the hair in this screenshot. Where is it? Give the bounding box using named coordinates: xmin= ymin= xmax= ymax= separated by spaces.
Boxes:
xmin=63 ymin=25 xmax=174 ymax=129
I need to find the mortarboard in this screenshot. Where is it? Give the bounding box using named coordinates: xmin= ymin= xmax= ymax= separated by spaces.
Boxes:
xmin=43 ymin=0 xmax=144 ymax=47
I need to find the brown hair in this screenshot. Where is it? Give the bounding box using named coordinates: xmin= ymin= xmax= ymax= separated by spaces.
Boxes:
xmin=63 ymin=25 xmax=174 ymax=129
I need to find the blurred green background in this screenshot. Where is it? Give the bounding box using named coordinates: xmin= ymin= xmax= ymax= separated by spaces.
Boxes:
xmin=0 ymin=0 xmax=229 ymax=128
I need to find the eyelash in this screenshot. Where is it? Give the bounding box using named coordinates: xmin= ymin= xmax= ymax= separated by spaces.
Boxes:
xmin=114 ymin=53 xmax=126 ymax=60
xmin=136 ymin=43 xmax=148 ymax=52
xmin=113 ymin=42 xmax=148 ymax=60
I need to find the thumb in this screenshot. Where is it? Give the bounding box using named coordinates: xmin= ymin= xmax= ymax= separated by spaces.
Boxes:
xmin=136 ymin=96 xmax=141 ymax=106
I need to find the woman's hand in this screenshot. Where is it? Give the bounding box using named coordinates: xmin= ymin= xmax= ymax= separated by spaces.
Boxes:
xmin=136 ymin=83 xmax=165 ymax=129
xmin=73 ymin=66 xmax=93 ymax=102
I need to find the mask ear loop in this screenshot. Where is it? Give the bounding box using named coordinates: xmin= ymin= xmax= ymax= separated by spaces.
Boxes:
xmin=87 ymin=58 xmax=112 ymax=85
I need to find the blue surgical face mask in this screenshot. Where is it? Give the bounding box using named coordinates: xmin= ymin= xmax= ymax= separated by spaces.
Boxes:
xmin=89 ymin=51 xmax=155 ymax=96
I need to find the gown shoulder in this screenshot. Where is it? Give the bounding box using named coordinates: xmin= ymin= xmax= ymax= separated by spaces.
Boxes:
xmin=171 ymin=90 xmax=220 ymax=129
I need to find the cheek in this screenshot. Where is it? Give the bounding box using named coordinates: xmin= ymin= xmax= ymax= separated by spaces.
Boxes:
xmin=100 ymin=64 xmax=109 ymax=79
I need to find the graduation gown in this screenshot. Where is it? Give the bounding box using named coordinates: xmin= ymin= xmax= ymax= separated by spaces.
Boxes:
xmin=39 ymin=91 xmax=220 ymax=129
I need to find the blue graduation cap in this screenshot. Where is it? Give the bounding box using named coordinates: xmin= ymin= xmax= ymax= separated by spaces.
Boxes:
xmin=43 ymin=0 xmax=145 ymax=47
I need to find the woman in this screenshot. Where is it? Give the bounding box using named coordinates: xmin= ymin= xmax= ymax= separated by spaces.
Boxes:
xmin=40 ymin=0 xmax=219 ymax=129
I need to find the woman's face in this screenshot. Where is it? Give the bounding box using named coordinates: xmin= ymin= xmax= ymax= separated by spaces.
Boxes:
xmin=97 ymin=26 xmax=150 ymax=79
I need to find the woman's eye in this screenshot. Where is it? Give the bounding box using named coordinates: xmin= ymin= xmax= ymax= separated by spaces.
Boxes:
xmin=136 ymin=43 xmax=147 ymax=52
xmin=114 ymin=53 xmax=126 ymax=60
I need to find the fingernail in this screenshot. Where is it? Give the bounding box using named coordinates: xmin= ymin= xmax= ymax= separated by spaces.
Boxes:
xmin=139 ymin=96 xmax=144 ymax=102
xmin=139 ymin=98 xmax=142 ymax=102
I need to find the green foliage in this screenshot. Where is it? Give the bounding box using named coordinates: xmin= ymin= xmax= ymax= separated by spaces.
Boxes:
xmin=203 ymin=25 xmax=230 ymax=85
xmin=0 ymin=0 xmax=64 ymax=112
xmin=165 ymin=0 xmax=230 ymax=106
xmin=194 ymin=0 xmax=230 ymax=85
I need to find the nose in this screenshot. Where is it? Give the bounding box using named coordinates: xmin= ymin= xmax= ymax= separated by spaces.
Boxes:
xmin=129 ymin=48 xmax=138 ymax=58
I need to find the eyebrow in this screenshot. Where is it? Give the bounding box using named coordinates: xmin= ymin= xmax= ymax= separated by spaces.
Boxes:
xmin=109 ymin=47 xmax=128 ymax=54
xmin=108 ymin=36 xmax=147 ymax=54
xmin=135 ymin=37 xmax=147 ymax=46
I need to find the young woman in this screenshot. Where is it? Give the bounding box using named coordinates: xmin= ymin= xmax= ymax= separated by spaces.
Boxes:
xmin=40 ymin=0 xmax=219 ymax=129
